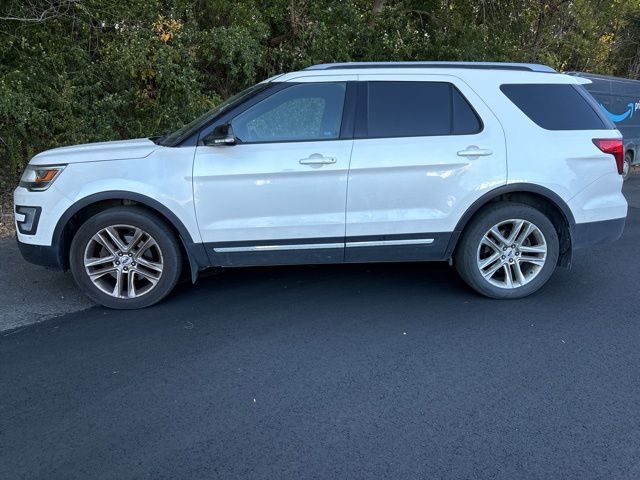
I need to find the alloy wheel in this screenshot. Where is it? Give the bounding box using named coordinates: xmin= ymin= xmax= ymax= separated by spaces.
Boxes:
xmin=83 ymin=224 xmax=164 ymax=299
xmin=476 ymin=219 xmax=547 ymax=289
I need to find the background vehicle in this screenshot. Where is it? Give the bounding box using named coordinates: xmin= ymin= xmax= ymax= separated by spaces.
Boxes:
xmin=14 ymin=62 xmax=628 ymax=308
xmin=569 ymin=72 xmax=640 ymax=180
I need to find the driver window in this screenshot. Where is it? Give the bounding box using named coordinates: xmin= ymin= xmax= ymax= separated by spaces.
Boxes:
xmin=231 ymin=82 xmax=346 ymax=143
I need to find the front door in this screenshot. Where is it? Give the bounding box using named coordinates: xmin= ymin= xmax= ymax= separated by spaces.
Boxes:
xmin=193 ymin=81 xmax=354 ymax=266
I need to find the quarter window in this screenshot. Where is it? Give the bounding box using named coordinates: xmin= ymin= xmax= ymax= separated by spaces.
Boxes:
xmin=365 ymin=81 xmax=482 ymax=138
xmin=500 ymin=84 xmax=613 ymax=130
xmin=453 ymin=87 xmax=482 ymax=134
xmin=231 ymin=83 xmax=346 ymax=143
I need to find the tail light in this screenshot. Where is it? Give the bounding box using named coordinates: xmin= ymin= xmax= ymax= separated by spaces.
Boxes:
xmin=593 ymin=139 xmax=624 ymax=175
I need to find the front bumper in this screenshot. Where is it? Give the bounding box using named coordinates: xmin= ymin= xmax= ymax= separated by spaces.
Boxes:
xmin=16 ymin=237 xmax=64 ymax=269
xmin=14 ymin=185 xmax=72 ymax=270
xmin=14 ymin=185 xmax=73 ymax=247
xmin=571 ymin=216 xmax=626 ymax=249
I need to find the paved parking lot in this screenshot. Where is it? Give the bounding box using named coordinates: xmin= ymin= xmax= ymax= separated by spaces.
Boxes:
xmin=2 ymin=178 xmax=640 ymax=479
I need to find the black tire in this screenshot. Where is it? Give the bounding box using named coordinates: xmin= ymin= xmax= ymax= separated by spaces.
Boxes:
xmin=69 ymin=206 xmax=183 ymax=309
xmin=454 ymin=202 xmax=559 ymax=299
xmin=623 ymin=152 xmax=632 ymax=181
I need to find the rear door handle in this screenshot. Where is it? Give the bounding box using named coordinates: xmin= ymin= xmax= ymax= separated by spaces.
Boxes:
xmin=299 ymin=154 xmax=337 ymax=165
xmin=457 ymin=146 xmax=493 ymax=157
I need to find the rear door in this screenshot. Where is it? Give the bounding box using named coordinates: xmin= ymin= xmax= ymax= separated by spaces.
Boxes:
xmin=345 ymin=74 xmax=507 ymax=262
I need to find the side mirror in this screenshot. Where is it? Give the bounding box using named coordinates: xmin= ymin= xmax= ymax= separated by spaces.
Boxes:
xmin=203 ymin=124 xmax=237 ymax=146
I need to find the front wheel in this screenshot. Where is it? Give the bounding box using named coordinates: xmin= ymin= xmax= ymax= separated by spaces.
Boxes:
xmin=69 ymin=207 xmax=183 ymax=309
xmin=455 ymin=203 xmax=559 ymax=299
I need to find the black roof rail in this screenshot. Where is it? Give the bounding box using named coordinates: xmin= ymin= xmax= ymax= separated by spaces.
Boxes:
xmin=304 ymin=61 xmax=557 ymax=73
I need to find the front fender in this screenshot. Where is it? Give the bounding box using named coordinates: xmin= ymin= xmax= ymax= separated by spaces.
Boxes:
xmin=52 ymin=191 xmax=210 ymax=282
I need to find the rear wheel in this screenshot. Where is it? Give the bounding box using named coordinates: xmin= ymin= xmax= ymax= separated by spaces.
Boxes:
xmin=455 ymin=202 xmax=559 ymax=299
xmin=69 ymin=207 xmax=183 ymax=309
xmin=622 ymin=152 xmax=633 ymax=181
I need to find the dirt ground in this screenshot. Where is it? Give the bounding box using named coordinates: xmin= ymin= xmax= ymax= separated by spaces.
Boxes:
xmin=0 ymin=193 xmax=14 ymax=238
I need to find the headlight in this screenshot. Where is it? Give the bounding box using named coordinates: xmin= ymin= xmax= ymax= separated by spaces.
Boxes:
xmin=19 ymin=165 xmax=66 ymax=191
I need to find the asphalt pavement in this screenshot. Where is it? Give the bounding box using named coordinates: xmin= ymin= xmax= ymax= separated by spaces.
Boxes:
xmin=2 ymin=178 xmax=640 ymax=480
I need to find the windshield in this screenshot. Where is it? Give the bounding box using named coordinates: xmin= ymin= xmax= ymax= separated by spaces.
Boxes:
xmin=154 ymin=83 xmax=268 ymax=146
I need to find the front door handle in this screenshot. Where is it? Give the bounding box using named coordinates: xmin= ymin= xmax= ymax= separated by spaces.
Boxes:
xmin=299 ymin=154 xmax=337 ymax=165
xmin=457 ymin=146 xmax=493 ymax=157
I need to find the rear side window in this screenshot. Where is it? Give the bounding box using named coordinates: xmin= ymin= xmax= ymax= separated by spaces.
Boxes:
xmin=365 ymin=82 xmax=482 ymax=138
xmin=500 ymin=84 xmax=612 ymax=130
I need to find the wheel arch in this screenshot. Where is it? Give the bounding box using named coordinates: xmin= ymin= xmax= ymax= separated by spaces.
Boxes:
xmin=53 ymin=191 xmax=209 ymax=282
xmin=446 ymin=183 xmax=575 ymax=267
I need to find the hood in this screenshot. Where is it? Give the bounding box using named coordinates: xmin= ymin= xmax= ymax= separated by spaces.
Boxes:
xmin=30 ymin=138 xmax=159 ymax=165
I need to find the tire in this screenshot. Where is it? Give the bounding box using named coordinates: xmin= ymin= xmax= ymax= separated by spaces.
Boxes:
xmin=69 ymin=206 xmax=183 ymax=309
xmin=454 ymin=202 xmax=559 ymax=299
xmin=622 ymin=152 xmax=632 ymax=181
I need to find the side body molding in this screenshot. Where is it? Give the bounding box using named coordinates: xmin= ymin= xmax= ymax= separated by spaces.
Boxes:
xmin=53 ymin=191 xmax=210 ymax=282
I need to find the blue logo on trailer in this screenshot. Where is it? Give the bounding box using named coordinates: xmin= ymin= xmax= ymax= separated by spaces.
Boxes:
xmin=600 ymin=102 xmax=635 ymax=123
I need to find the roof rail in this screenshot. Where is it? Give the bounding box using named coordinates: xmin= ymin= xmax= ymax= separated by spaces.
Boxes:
xmin=566 ymin=71 xmax=640 ymax=84
xmin=304 ymin=61 xmax=557 ymax=73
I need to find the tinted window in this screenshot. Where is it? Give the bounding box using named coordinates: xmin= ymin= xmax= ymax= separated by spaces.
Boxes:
xmin=231 ymin=83 xmax=346 ymax=143
xmin=500 ymin=84 xmax=612 ymax=130
xmin=366 ymin=82 xmax=481 ymax=138
xmin=453 ymin=87 xmax=482 ymax=134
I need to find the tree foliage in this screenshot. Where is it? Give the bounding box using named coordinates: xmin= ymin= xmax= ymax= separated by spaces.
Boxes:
xmin=2 ymin=0 xmax=640 ymax=191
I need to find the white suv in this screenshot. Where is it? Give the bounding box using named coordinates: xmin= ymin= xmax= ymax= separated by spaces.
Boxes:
xmin=14 ymin=62 xmax=628 ymax=308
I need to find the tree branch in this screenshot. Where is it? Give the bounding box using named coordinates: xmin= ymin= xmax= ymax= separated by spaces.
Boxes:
xmin=267 ymin=0 xmax=297 ymax=47
xmin=0 ymin=0 xmax=82 ymax=23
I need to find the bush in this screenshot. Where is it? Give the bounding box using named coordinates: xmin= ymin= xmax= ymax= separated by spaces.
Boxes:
xmin=1 ymin=0 xmax=639 ymax=193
